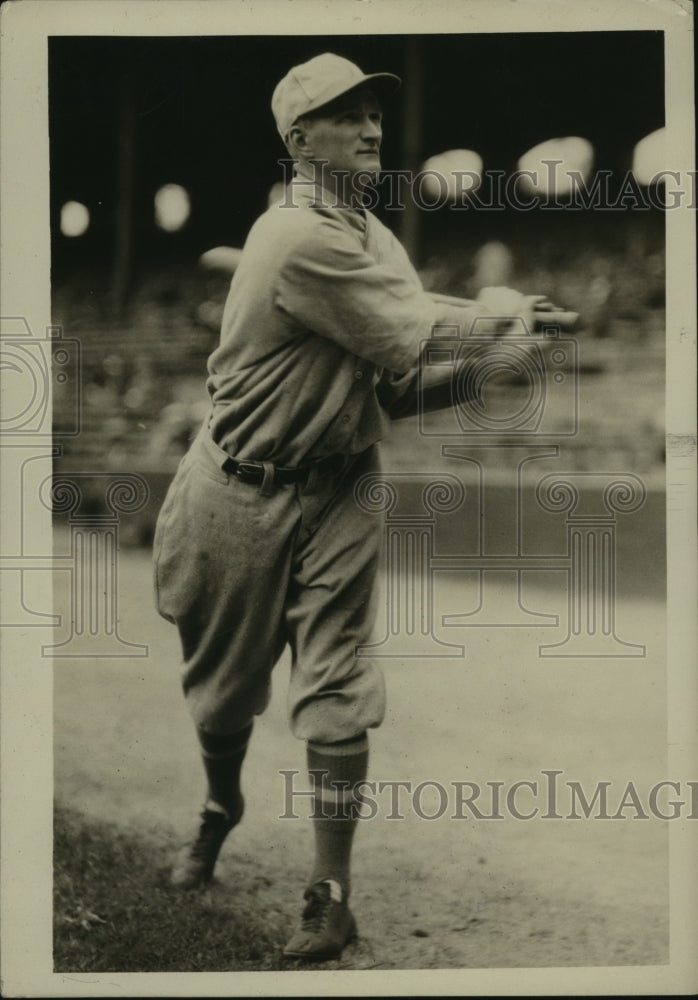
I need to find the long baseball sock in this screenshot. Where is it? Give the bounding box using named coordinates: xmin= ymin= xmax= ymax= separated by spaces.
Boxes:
xmin=196 ymin=722 xmax=253 ymax=822
xmin=307 ymin=732 xmax=368 ymax=898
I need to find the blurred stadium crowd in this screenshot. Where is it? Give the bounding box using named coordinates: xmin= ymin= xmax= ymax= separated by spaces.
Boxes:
xmin=51 ymin=207 xmax=665 ymax=505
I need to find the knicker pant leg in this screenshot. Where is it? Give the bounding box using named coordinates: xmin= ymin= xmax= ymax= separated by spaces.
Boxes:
xmin=153 ymin=434 xmax=300 ymax=735
xmin=284 ymin=446 xmax=386 ymax=743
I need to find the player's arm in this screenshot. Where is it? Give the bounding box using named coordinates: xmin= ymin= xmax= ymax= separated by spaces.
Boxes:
xmin=275 ymin=218 xmax=493 ymax=374
xmin=429 ymin=290 xmax=579 ymax=330
xmin=275 ymin=219 xmax=572 ymax=387
xmin=378 ymin=289 xmax=578 ymax=419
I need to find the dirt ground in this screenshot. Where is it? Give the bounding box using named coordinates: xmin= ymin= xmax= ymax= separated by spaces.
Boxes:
xmin=52 ymin=529 xmax=669 ymax=972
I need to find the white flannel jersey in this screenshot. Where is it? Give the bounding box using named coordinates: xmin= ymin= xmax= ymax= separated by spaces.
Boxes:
xmin=206 ymin=180 xmax=483 ymax=465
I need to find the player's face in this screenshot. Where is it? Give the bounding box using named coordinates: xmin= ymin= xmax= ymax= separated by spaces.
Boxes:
xmin=302 ymin=87 xmax=383 ymax=183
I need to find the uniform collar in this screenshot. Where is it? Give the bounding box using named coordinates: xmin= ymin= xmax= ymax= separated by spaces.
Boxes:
xmin=286 ymin=173 xmax=369 ymax=227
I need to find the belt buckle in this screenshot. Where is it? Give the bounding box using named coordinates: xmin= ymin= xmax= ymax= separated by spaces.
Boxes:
xmin=235 ymin=461 xmax=263 ymax=483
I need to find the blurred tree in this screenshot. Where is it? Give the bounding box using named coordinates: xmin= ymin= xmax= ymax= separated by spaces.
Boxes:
xmin=110 ymin=71 xmax=136 ymax=321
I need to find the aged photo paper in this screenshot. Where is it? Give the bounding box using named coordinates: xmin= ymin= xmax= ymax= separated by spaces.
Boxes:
xmin=0 ymin=0 xmax=696 ymax=996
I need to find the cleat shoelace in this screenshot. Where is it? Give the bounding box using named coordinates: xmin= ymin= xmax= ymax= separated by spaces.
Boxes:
xmin=189 ymin=810 xmax=233 ymax=863
xmin=300 ymin=885 xmax=333 ymax=933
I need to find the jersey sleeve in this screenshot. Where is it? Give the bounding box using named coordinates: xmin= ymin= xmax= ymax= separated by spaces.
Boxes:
xmin=274 ymin=216 xmax=440 ymax=374
xmin=376 ymin=292 xmax=504 ymax=418
xmin=375 ymin=359 xmax=463 ymax=419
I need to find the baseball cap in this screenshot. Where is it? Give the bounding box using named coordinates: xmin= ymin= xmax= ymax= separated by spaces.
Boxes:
xmin=271 ymin=53 xmax=401 ymax=140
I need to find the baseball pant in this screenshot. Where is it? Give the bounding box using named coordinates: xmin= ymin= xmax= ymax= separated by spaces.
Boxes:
xmin=153 ymin=424 xmax=386 ymax=742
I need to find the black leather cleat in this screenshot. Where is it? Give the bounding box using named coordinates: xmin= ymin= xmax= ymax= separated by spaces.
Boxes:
xmin=170 ymin=801 xmax=242 ymax=888
xmin=283 ymin=879 xmax=357 ymax=960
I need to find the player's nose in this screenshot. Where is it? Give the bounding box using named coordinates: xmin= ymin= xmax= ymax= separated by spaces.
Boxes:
xmin=361 ymin=116 xmax=382 ymax=142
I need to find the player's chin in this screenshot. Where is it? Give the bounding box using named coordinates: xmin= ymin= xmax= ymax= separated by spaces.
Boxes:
xmin=353 ymin=158 xmax=381 ymax=182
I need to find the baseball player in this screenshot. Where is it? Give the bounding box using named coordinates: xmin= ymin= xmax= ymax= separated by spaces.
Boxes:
xmin=153 ymin=52 xmax=562 ymax=961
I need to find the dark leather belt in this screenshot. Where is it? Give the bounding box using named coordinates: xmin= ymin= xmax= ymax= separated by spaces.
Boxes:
xmin=222 ymin=453 xmax=346 ymax=486
xmin=222 ymin=457 xmax=306 ymax=485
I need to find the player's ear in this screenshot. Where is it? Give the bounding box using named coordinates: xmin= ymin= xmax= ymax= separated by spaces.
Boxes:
xmin=288 ymin=120 xmax=312 ymax=157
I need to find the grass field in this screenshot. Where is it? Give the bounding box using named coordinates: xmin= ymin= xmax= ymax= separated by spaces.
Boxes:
xmin=54 ymin=804 xmax=289 ymax=972
xmin=53 ymin=525 xmax=669 ymax=972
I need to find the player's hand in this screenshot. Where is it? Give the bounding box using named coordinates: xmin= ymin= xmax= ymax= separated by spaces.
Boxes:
xmin=476 ymin=286 xmax=537 ymax=338
xmin=477 ymin=287 xmax=578 ymax=333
